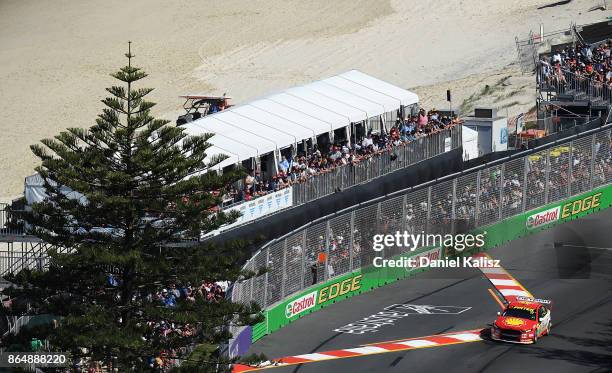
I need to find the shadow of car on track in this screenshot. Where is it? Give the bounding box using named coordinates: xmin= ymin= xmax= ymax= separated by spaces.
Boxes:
xmin=514 ymin=319 xmax=612 ymax=372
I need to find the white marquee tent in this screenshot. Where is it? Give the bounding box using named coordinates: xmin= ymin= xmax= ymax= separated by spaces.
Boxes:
xmin=185 ymin=70 xmax=419 ymax=172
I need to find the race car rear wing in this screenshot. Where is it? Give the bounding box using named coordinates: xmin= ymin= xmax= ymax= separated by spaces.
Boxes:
xmin=516 ymin=296 xmax=552 ymax=305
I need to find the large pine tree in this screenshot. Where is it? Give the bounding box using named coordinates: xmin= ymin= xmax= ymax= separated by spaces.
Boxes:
xmin=3 ymin=44 xmax=261 ymax=371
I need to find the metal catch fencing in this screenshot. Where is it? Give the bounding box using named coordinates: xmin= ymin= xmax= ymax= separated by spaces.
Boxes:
xmin=292 ymin=126 xmax=461 ymax=205
xmin=231 ymin=126 xmax=612 ymax=309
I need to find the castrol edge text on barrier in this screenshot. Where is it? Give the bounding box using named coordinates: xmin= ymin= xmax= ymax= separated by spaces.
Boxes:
xmin=285 ymin=291 xmax=317 ymax=318
xmin=526 ymin=206 xmax=560 ymax=229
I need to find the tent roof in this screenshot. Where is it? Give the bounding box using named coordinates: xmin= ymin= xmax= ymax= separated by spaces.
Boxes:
xmin=231 ymin=104 xmax=317 ymax=140
xmin=321 ymin=76 xmax=401 ymax=113
xmin=182 ymin=70 xmax=418 ymax=170
xmin=338 ymin=70 xmax=418 ymax=106
xmin=268 ymin=92 xmax=350 ymax=128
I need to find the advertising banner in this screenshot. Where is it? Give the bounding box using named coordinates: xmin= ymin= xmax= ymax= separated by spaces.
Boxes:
xmin=232 ymin=188 xmax=293 ymax=226
xmin=205 ymin=188 xmax=293 ymax=238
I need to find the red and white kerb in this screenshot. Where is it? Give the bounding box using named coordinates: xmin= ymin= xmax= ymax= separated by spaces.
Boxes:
xmin=471 ymin=253 xmax=533 ymax=303
xmin=232 ymin=329 xmax=482 ymax=372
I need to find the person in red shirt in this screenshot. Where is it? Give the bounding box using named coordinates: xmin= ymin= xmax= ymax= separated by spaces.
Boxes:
xmin=390 ymin=125 xmax=400 ymax=141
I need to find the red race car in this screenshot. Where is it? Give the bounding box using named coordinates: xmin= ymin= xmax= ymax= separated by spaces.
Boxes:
xmin=490 ymin=297 xmax=552 ymax=344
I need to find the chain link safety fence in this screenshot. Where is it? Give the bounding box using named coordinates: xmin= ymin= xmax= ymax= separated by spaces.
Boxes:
xmin=231 ymin=127 xmax=612 ymax=310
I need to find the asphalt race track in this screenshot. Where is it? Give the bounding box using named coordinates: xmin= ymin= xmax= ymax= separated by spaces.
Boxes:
xmin=246 ymin=208 xmax=612 ymax=373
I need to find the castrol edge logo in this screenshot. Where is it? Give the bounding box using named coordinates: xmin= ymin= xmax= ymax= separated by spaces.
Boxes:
xmin=526 ymin=206 xmax=560 ymax=229
xmin=285 ymin=290 xmax=317 ymax=318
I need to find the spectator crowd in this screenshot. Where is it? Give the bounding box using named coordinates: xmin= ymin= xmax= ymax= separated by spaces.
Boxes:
xmin=224 ymin=108 xmax=460 ymax=205
xmin=91 ymin=274 xmax=228 ymax=371
xmin=540 ymin=39 xmax=612 ymax=90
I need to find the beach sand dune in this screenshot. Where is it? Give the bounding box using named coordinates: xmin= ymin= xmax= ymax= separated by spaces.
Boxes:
xmin=0 ymin=0 xmax=606 ymax=201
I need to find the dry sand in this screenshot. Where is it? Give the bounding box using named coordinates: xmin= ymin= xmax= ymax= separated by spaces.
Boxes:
xmin=0 ymin=0 xmax=608 ymax=202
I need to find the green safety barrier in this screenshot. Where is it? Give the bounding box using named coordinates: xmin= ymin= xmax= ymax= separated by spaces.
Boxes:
xmin=251 ymin=184 xmax=612 ymax=343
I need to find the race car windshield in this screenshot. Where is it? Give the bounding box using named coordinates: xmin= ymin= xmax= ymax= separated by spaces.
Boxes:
xmin=503 ymin=307 xmax=537 ymax=320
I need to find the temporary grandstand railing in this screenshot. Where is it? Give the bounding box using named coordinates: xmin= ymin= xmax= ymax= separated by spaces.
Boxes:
xmin=0 ymin=203 xmax=25 ymax=237
xmin=537 ymin=62 xmax=612 ymax=105
xmin=231 ymin=122 xmax=612 ymax=310
xmin=292 ymin=126 xmax=461 ymax=205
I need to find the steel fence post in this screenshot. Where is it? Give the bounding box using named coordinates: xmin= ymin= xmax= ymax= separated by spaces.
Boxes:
xmin=426 ymin=186 xmax=432 ymax=232
xmin=522 ymin=156 xmax=528 ymax=212
xmin=263 ymin=247 xmax=269 ymax=307
xmin=324 ymin=220 xmax=331 ymax=281
xmin=300 ymin=230 xmax=306 ymax=289
xmin=402 ymin=194 xmax=408 ymax=232
xmin=249 ymin=259 xmax=255 ymax=303
xmin=349 ymin=210 xmax=355 ymax=272
xmin=590 ymin=133 xmax=596 ymax=190
xmin=281 ymin=239 xmax=287 ymax=299
xmin=475 ymin=170 xmax=481 ymax=225
xmin=543 ymin=150 xmax=550 ymax=204
xmin=451 ymin=178 xmax=457 ymax=234
xmin=568 ymin=140 xmax=573 ymax=196
xmin=499 ymin=163 xmax=504 ymax=221
xmin=376 ymin=202 xmax=382 ymax=238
